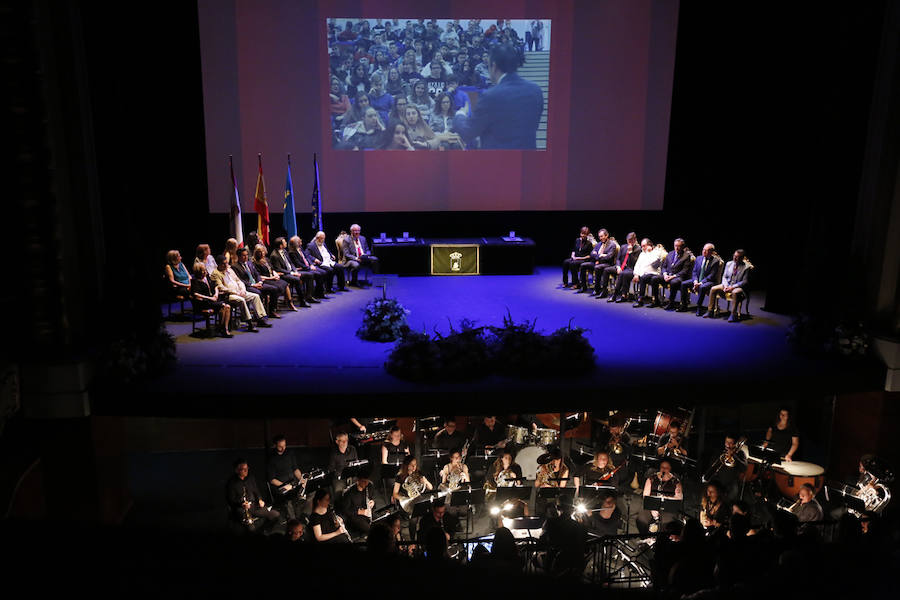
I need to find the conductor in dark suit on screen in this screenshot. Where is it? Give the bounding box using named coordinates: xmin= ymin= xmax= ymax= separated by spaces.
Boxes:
xmin=452 ymin=44 xmax=544 ymax=149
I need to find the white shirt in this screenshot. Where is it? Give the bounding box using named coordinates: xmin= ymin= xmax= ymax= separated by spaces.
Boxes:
xmin=317 ymin=243 xmax=334 ymax=267
xmin=633 ymin=250 xmax=660 ymax=278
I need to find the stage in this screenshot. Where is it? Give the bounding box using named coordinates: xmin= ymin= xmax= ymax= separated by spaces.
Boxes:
xmin=136 ymin=266 xmax=880 ymax=413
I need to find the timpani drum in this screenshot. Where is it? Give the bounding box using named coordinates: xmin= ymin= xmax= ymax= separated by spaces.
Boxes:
xmin=535 ymin=428 xmax=559 ymax=447
xmin=772 ymin=461 xmax=825 ymax=499
xmin=506 ymin=424 xmax=530 ymax=446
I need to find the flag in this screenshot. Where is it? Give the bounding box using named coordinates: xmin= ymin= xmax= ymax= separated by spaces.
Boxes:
xmin=282 ymin=155 xmax=297 ymax=239
xmin=254 ymin=154 xmax=270 ymax=245
xmin=311 ymin=153 xmax=323 ymax=234
xmin=228 ymin=156 xmax=243 ymax=247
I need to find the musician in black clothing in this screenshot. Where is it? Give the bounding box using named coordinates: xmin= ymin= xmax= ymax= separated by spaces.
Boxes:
xmin=267 ymin=435 xmax=308 ymax=520
xmin=431 ymin=418 xmax=466 ymax=454
xmin=588 ymin=494 xmax=622 ymax=537
xmin=416 ymin=500 xmax=459 ymax=545
xmin=340 ymin=471 xmax=376 ymax=536
xmin=706 ymin=434 xmax=746 ymax=501
xmin=308 ymin=488 xmax=351 ymax=543
xmin=578 ymin=450 xmax=622 ymax=490
xmin=636 ymin=459 xmax=683 ymax=536
xmin=381 ymin=426 xmax=410 ymax=494
xmin=762 ymin=407 xmax=799 ymax=462
xmin=472 ymin=415 xmax=507 ymax=451
xmin=328 ymin=432 xmax=359 ymax=495
xmin=225 ymin=459 xmax=280 ymax=533
xmin=562 ymin=227 xmax=594 ymax=289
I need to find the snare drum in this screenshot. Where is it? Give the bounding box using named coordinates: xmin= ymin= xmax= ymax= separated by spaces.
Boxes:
xmin=535 ymin=428 xmax=559 ymax=447
xmin=772 ymin=461 xmax=825 ymax=499
xmin=506 ymin=424 xmax=529 ymax=445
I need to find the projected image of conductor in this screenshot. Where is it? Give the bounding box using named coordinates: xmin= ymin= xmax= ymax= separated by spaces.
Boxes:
xmin=327 ymin=19 xmax=549 ymax=150
xmin=453 ymin=44 xmax=543 ymax=149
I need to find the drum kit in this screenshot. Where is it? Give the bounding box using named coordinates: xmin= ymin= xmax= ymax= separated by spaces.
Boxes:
xmin=504 ymin=424 xmax=560 ymax=480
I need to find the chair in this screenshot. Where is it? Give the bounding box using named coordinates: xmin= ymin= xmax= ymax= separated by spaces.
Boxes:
xmin=161 ymin=272 xmax=189 ymax=320
xmin=189 ymin=299 xmax=219 ymax=337
xmin=336 ymin=234 xmax=370 ymax=285
xmin=713 ymin=263 xmax=754 ymax=319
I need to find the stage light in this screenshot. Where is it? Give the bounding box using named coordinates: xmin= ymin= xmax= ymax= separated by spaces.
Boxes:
xmin=502 ymin=502 xmax=514 ymax=512
xmin=575 ymin=502 xmax=587 ymax=514
xmin=489 ymin=505 xmax=501 ymax=516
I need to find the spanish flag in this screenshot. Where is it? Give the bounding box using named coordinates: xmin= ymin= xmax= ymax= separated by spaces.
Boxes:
xmin=254 ymin=154 xmax=270 ymax=245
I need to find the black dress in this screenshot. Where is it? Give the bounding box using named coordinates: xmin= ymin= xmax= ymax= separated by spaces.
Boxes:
xmin=191 ymin=278 xmax=224 ymax=310
xmin=308 ymin=509 xmax=350 ymax=543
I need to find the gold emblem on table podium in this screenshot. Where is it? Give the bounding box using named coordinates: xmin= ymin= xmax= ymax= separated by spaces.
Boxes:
xmin=450 ymin=251 xmax=462 ymax=272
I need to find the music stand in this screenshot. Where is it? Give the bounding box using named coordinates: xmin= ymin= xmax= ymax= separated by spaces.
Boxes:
xmin=450 ymin=486 xmax=485 ymax=535
xmin=578 ymin=484 xmax=616 ymax=503
xmin=496 ymin=485 xmax=531 ymax=504
xmin=411 ymin=497 xmax=436 ymax=519
xmin=538 ymin=487 xmax=576 ymax=503
xmin=826 ymin=485 xmax=867 ymax=514
xmin=642 ymin=494 xmax=683 ymax=514
xmin=747 ymin=444 xmax=781 ymax=464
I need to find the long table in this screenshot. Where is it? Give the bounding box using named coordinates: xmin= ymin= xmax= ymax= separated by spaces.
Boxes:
xmin=371 ymin=237 xmax=536 ymax=276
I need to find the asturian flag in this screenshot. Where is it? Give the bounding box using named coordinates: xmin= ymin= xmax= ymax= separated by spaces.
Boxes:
xmin=254 ymin=154 xmax=270 ymax=245
xmin=228 ymin=156 xmax=243 ymax=247
xmin=283 ymin=155 xmax=297 ymax=239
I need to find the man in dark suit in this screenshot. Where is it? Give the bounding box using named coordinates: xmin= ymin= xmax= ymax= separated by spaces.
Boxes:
xmin=605 ymin=233 xmax=640 ymax=303
xmin=451 ymin=44 xmax=544 ymax=149
xmin=681 ymin=243 xmax=724 ymax=315
xmin=649 ymin=238 xmax=694 ymax=310
xmin=307 ymin=230 xmax=347 ymax=292
xmin=232 ymin=247 xmax=282 ymax=317
xmin=342 ymin=224 xmax=379 ymax=287
xmin=584 ymin=229 xmax=619 ymax=296
xmin=270 ymin=237 xmax=317 ymax=303
xmin=289 ymin=235 xmax=328 ymax=299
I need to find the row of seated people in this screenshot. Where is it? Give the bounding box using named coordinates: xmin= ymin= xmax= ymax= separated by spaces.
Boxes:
xmin=164 ymin=226 xmax=380 ymax=337
xmin=562 ymin=228 xmax=753 ymax=322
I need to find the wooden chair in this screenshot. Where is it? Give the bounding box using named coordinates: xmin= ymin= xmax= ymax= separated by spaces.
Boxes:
xmin=189 ymin=299 xmax=219 ymax=337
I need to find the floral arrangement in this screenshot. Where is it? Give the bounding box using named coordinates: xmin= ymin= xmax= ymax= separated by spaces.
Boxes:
xmin=386 ymin=312 xmax=595 ymax=381
xmin=357 ymin=297 xmax=411 ymax=342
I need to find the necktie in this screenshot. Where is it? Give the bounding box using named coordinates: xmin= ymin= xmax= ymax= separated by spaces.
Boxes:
xmin=620 ymin=248 xmax=629 ymax=270
xmin=247 ymin=264 xmax=256 ymax=284
xmin=699 ymin=259 xmax=707 ymax=280
xmin=357 ymin=241 xmax=363 ymax=257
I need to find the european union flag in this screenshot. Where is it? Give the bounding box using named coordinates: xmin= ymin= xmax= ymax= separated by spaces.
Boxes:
xmin=283 ymin=157 xmax=297 ymax=239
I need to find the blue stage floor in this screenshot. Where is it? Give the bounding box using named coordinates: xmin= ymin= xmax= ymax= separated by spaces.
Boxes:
xmin=150 ymin=267 xmax=843 ymax=403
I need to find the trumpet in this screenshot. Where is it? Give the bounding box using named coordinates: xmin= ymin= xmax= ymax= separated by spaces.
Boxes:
xmin=241 ymin=486 xmax=254 ymax=527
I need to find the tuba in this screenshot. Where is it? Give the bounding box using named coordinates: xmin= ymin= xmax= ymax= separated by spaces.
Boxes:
xmin=856 ymin=471 xmax=891 ymax=514
xmin=496 ymin=468 xmax=516 ymax=488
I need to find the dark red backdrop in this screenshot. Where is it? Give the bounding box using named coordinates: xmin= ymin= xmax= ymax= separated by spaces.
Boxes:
xmin=198 ymin=0 xmax=678 ymax=213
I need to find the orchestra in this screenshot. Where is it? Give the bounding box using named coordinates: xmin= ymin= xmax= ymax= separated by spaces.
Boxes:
xmin=220 ymin=410 xmax=892 ymax=582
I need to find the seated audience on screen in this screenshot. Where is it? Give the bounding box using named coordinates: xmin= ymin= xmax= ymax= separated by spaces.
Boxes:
xmin=379 ymin=121 xmax=415 ymax=150
xmin=389 ymin=95 xmax=409 ymax=123
xmin=341 ymin=107 xmax=385 ymax=150
xmin=347 ymin=62 xmax=370 ymax=95
xmin=329 ymin=76 xmax=351 ymax=122
xmin=190 ymin=262 xmax=231 ymax=337
xmin=402 ymin=105 xmax=462 ymax=150
xmin=342 ymin=92 xmax=372 ymax=127
xmin=384 ymin=67 xmax=405 ymax=98
xmin=367 ymin=73 xmax=393 ymax=124
xmin=429 ymin=92 xmax=455 ymax=133
xmin=408 ymin=81 xmax=435 ymax=119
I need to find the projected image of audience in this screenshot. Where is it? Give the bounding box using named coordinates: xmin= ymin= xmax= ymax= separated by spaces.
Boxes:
xmin=328 ymin=18 xmax=550 ymax=150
